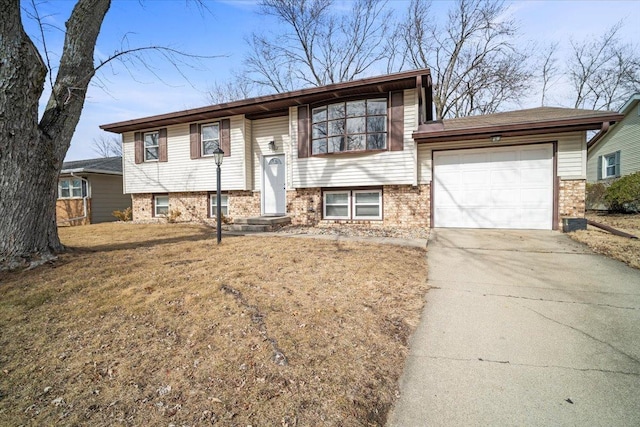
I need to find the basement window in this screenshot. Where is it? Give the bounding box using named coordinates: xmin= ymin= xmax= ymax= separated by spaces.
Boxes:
xmin=154 ymin=195 xmax=169 ymax=217
xmin=323 ymin=189 xmax=382 ymax=220
xmin=210 ymin=194 xmax=229 ymax=217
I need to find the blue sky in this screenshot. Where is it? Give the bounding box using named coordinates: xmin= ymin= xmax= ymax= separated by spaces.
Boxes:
xmin=21 ymin=0 xmax=640 ymax=161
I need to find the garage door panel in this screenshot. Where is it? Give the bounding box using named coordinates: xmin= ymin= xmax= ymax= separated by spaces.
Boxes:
xmin=490 ymin=169 xmax=520 ymax=187
xmin=461 ymin=152 xmax=490 ymax=166
xmin=435 ymin=208 xmax=463 ymax=227
xmin=464 ymin=189 xmax=492 ymax=206
xmin=521 ymin=188 xmax=550 ymax=205
xmin=462 ymin=170 xmax=490 ymax=186
xmin=434 ymin=144 xmax=553 ymax=229
xmin=521 ymin=168 xmax=551 ymax=185
xmin=436 ymin=171 xmax=462 ymax=188
xmin=491 ymin=188 xmax=519 ymax=205
xmin=490 ymin=150 xmax=518 ymax=163
xmin=521 ymin=147 xmax=551 ymax=161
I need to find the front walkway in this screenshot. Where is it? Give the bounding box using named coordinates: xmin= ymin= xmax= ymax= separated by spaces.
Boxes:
xmin=387 ymin=229 xmax=640 ymax=426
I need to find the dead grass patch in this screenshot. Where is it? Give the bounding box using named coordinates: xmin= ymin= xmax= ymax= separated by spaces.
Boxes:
xmin=569 ymin=213 xmax=640 ymax=269
xmin=0 ymin=223 xmax=428 ymax=426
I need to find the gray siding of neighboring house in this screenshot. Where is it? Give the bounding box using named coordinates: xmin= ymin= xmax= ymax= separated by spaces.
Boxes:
xmin=90 ymin=174 xmax=132 ymax=223
xmin=587 ymin=102 xmax=640 ymax=182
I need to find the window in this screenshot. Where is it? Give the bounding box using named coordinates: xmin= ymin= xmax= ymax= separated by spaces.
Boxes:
xmin=323 ymin=189 xmax=382 ymax=220
xmin=600 ymin=151 xmax=621 ymax=179
xmin=210 ymin=194 xmax=229 ymax=217
xmin=353 ymin=190 xmax=382 ymax=220
xmin=311 ymin=98 xmax=387 ymax=155
xmin=58 ymin=178 xmax=85 ymax=199
xmin=145 ymin=131 xmax=159 ymax=161
xmin=154 ymin=195 xmax=169 ymax=216
xmin=604 ymin=154 xmax=616 ymax=178
xmin=324 ymin=191 xmax=350 ymax=219
xmin=202 ymin=123 xmax=220 ymax=156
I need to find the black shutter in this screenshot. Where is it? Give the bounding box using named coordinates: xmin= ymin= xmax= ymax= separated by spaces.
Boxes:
xmin=614 ymin=150 xmax=621 ymax=177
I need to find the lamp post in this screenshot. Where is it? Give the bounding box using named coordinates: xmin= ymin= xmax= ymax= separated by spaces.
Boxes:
xmin=213 ymin=147 xmax=224 ymax=244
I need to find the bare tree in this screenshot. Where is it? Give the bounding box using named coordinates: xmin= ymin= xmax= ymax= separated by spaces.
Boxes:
xmin=568 ymin=22 xmax=640 ymax=111
xmin=0 ymin=0 xmax=210 ymax=269
xmin=244 ymin=0 xmax=394 ymax=93
xmin=398 ymin=0 xmax=532 ymax=119
xmin=206 ymin=73 xmax=256 ymax=104
xmin=539 ymin=42 xmax=560 ymax=106
xmin=92 ymin=135 xmax=122 ymax=157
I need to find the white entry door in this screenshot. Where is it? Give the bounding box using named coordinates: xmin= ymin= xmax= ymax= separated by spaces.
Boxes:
xmin=433 ymin=144 xmax=554 ymax=229
xmin=263 ymin=154 xmax=286 ymax=215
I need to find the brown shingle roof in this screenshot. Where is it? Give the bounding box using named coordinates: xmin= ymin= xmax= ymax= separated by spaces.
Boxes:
xmin=101 ymin=69 xmax=431 ymax=133
xmin=414 ymin=107 xmax=624 ymax=143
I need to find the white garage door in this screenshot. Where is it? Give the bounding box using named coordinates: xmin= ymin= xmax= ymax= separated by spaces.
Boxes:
xmin=433 ymin=144 xmax=554 ymax=229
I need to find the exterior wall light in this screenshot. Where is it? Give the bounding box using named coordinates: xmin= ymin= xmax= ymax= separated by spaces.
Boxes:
xmin=268 ymin=140 xmax=276 ymax=151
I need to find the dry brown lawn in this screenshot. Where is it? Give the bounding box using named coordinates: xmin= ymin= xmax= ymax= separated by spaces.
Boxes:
xmin=570 ymin=213 xmax=640 ymax=269
xmin=0 ymin=223 xmax=428 ymax=426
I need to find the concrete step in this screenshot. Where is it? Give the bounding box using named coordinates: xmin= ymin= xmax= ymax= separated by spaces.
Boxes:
xmin=233 ymin=216 xmax=291 ymax=226
xmin=225 ymin=224 xmax=270 ymax=232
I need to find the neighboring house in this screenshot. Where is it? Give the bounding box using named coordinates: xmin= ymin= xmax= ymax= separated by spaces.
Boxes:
xmin=100 ymin=69 xmax=622 ymax=231
xmin=57 ymin=156 xmax=132 ymax=225
xmin=587 ymin=93 xmax=640 ymax=183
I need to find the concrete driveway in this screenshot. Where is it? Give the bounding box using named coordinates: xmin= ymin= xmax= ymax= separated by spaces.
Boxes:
xmin=387 ymin=229 xmax=640 ymax=426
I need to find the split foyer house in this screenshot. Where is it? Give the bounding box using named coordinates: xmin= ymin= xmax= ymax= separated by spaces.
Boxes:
xmin=100 ymin=69 xmax=623 ymax=230
xmin=57 ymin=156 xmax=132 ymax=225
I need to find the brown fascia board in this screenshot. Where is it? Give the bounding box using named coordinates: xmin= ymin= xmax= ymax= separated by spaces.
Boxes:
xmin=101 ymin=69 xmax=431 ymax=133
xmin=413 ymin=113 xmax=625 ymax=143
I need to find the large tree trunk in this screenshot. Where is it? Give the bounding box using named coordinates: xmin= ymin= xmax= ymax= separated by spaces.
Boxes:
xmin=0 ymin=0 xmax=110 ymax=270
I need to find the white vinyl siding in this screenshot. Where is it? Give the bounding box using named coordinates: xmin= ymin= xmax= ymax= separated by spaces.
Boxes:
xmin=291 ymin=88 xmax=419 ymax=189
xmin=252 ymin=116 xmax=290 ymax=192
xmin=587 ymin=102 xmax=640 ymax=182
xmin=123 ymin=116 xmax=249 ymax=194
xmin=418 ymin=131 xmax=587 ymax=184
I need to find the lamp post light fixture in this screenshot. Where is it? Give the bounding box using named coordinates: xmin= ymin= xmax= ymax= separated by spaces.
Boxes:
xmin=213 ymin=147 xmax=224 ymax=244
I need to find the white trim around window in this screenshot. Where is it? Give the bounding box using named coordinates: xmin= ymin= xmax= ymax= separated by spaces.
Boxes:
xmin=58 ymin=177 xmax=85 ymax=199
xmin=154 ymin=195 xmax=169 ymax=217
xmin=323 ymin=189 xmax=382 ymax=220
xmin=144 ymin=131 xmax=160 ymax=161
xmin=210 ymin=193 xmax=229 ymax=217
xmin=201 ymin=123 xmax=220 ymax=157
xmin=353 ymin=190 xmax=382 ymax=220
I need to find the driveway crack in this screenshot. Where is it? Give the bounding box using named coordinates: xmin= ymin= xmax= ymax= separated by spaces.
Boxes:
xmin=523 ymin=306 xmax=640 ymax=366
xmin=485 ymin=293 xmax=638 ymax=310
xmin=423 ymin=355 xmax=640 ymax=376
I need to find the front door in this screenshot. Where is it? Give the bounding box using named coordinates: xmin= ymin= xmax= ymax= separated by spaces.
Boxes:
xmin=263 ymin=154 xmax=286 ymax=215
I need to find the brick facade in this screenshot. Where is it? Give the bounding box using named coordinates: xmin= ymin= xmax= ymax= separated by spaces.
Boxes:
xmin=285 ymin=185 xmax=430 ymax=228
xmin=383 ymin=184 xmax=430 ymax=228
xmin=132 ymin=191 xmax=261 ymax=223
xmin=286 ymin=188 xmax=323 ymax=226
xmin=558 ymin=179 xmax=586 ymax=225
xmin=56 ymin=198 xmax=91 ymax=226
xmin=132 ymin=185 xmax=430 ymax=229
